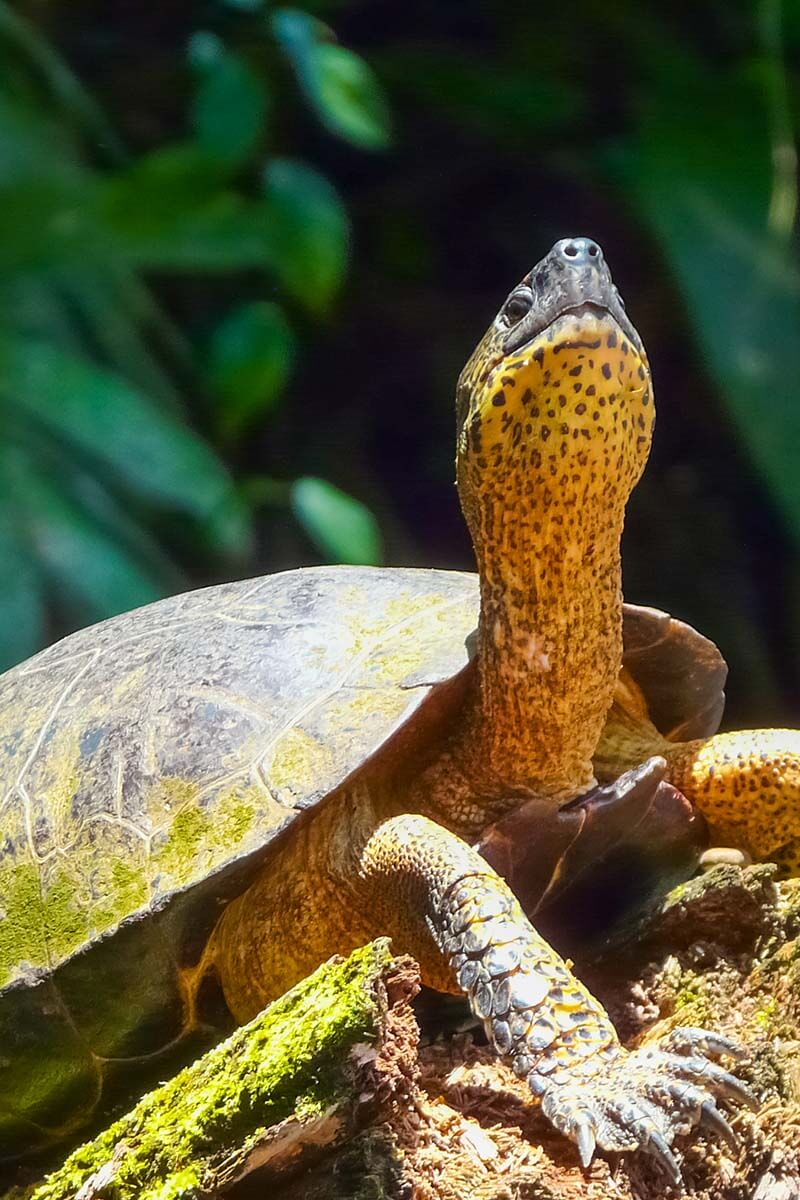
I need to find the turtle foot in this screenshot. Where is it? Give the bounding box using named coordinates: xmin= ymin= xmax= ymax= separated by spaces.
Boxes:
xmin=433 ymin=846 xmax=757 ymax=1186
xmin=531 ymin=1026 xmax=756 ymax=1186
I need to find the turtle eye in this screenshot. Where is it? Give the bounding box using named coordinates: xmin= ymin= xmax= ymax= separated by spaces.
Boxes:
xmin=503 ymin=292 xmax=533 ymax=325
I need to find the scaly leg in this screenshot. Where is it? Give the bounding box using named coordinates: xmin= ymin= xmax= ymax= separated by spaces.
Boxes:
xmin=664 ymin=729 xmax=800 ymax=872
xmin=596 ymin=712 xmax=800 ymax=877
xmin=358 ymin=815 xmax=754 ymax=1182
xmin=212 ymin=809 xmax=755 ymax=1182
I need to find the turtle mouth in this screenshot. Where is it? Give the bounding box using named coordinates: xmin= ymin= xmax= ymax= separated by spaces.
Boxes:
xmin=500 ymin=239 xmax=644 ymax=358
xmin=503 ymin=299 xmax=643 ymax=358
xmin=559 ymin=300 xmax=613 ymax=321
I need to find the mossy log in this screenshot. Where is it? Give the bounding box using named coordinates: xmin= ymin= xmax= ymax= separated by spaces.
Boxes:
xmin=9 ymin=867 xmax=800 ymax=1200
xmin=19 ymin=940 xmax=418 ymax=1200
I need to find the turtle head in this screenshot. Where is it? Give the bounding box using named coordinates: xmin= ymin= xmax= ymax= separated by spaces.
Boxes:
xmin=454 ymin=238 xmax=657 ymax=799
xmin=456 ymin=236 xmax=654 ymax=523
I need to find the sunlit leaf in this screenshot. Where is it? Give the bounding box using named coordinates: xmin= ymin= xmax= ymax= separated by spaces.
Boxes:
xmin=271 ymin=8 xmax=390 ymax=148
xmin=262 ymin=158 xmax=348 ymax=309
xmin=208 ymin=301 xmax=296 ymax=439
xmin=1 ymin=336 xmax=252 ymax=558
xmin=189 ymin=35 xmax=269 ymax=166
xmin=311 ymin=44 xmax=391 ymax=148
xmin=291 ymin=476 xmax=382 ymax=565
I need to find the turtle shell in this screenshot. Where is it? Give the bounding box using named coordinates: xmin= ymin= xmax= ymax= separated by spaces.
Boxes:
xmin=0 ymin=566 xmax=482 ymax=1155
xmin=616 ymin=604 xmax=728 ymax=742
xmin=0 ymin=567 xmax=726 ymax=1156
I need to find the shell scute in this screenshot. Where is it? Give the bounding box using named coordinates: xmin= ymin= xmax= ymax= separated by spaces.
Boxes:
xmin=0 ymin=566 xmax=479 ymax=991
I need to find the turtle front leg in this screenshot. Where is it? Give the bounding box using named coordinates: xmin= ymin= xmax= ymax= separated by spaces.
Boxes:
xmin=357 ymin=814 xmax=756 ymax=1182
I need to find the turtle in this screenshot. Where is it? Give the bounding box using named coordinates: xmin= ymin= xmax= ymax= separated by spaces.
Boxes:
xmin=3 ymin=235 xmax=795 ymax=1186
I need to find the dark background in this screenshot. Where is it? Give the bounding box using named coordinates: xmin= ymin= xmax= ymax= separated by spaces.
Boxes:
xmin=1 ymin=0 xmax=798 ymax=726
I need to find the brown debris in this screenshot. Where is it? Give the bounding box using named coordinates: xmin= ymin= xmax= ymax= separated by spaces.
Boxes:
xmin=12 ymin=870 xmax=800 ymax=1200
xmin=286 ymin=866 xmax=800 ymax=1200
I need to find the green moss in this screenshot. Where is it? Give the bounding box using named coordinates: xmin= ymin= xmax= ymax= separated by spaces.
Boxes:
xmin=212 ymin=788 xmax=256 ymax=849
xmin=0 ymin=862 xmax=48 ymax=986
xmin=40 ymin=870 xmax=89 ymax=963
xmin=673 ymin=981 xmax=703 ymax=1011
xmin=91 ymin=856 xmax=149 ymax=933
xmin=152 ymin=792 xmax=206 ymax=886
xmin=267 ymin=726 xmax=335 ymax=799
xmin=30 ymin=940 xmax=395 ymax=1200
xmin=0 ymin=747 xmax=89 ymax=981
xmin=664 ymin=879 xmax=691 ymax=905
xmin=150 ymin=778 xmax=263 ymax=891
xmin=753 ymin=997 xmax=776 ymax=1030
xmin=42 ymin=757 xmax=81 ymax=850
xmin=153 ymin=1168 xmax=202 ymax=1199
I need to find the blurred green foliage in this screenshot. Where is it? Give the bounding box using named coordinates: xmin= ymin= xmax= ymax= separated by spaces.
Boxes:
xmin=0 ymin=0 xmax=385 ymax=666
xmin=0 ymin=0 xmax=797 ymax=721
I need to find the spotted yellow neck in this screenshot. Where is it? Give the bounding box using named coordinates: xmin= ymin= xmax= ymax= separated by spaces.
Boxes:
xmin=457 ymin=315 xmax=654 ymax=801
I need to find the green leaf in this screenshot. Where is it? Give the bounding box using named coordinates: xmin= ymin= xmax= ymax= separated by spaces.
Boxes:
xmin=291 ymin=476 xmax=382 ymax=565
xmin=0 ymin=517 xmax=44 ymax=670
xmin=189 ymin=36 xmax=269 ymax=166
xmin=381 ymin=52 xmax=579 ymax=144
xmin=101 ymin=144 xmax=274 ymax=271
xmin=0 ymin=1 xmax=126 ymax=163
xmin=64 ymin=464 xmax=187 ymax=593
xmin=10 ymin=456 xmax=165 ymax=624
xmin=613 ymin=64 xmax=800 ymax=546
xmin=262 ymin=158 xmax=348 ymax=309
xmin=207 ymin=301 xmax=296 ymax=439
xmin=1 ymin=336 xmax=252 ymax=559
xmin=0 ymin=97 xmax=111 ymax=272
xmin=271 ymin=8 xmax=390 ymax=148
xmin=61 ymin=272 xmax=184 ymax=409
xmin=311 ymin=43 xmax=391 ymax=149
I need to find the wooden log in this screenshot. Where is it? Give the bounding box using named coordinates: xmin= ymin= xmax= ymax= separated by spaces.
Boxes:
xmin=21 ymin=940 xmax=419 ymax=1200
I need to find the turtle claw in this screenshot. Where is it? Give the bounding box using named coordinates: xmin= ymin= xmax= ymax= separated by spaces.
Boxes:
xmin=642 ymin=1128 xmax=682 ymax=1188
xmin=575 ymin=1117 xmax=597 ymax=1169
xmin=665 ymin=1054 xmax=759 ymax=1110
xmin=699 ymin=1099 xmax=738 ymax=1151
xmin=665 ymin=1025 xmax=748 ymax=1062
xmin=435 ymin=859 xmax=755 ymax=1181
xmin=533 ymin=1035 xmax=755 ymax=1182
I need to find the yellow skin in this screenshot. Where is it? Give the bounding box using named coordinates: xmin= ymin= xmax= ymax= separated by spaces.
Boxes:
xmin=208 ymin=239 xmax=758 ymax=1183
xmin=596 ymin=699 xmax=800 ymax=876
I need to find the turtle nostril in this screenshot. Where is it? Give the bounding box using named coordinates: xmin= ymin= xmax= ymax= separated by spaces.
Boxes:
xmin=556 ymin=236 xmax=604 ymax=266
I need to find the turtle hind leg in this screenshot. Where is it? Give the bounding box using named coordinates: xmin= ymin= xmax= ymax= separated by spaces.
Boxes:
xmin=664 ymin=728 xmax=800 ymax=875
xmin=770 ymin=837 xmax=800 ymax=877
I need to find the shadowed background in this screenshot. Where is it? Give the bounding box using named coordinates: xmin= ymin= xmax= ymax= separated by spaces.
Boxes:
xmin=0 ymin=0 xmax=798 ymax=726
